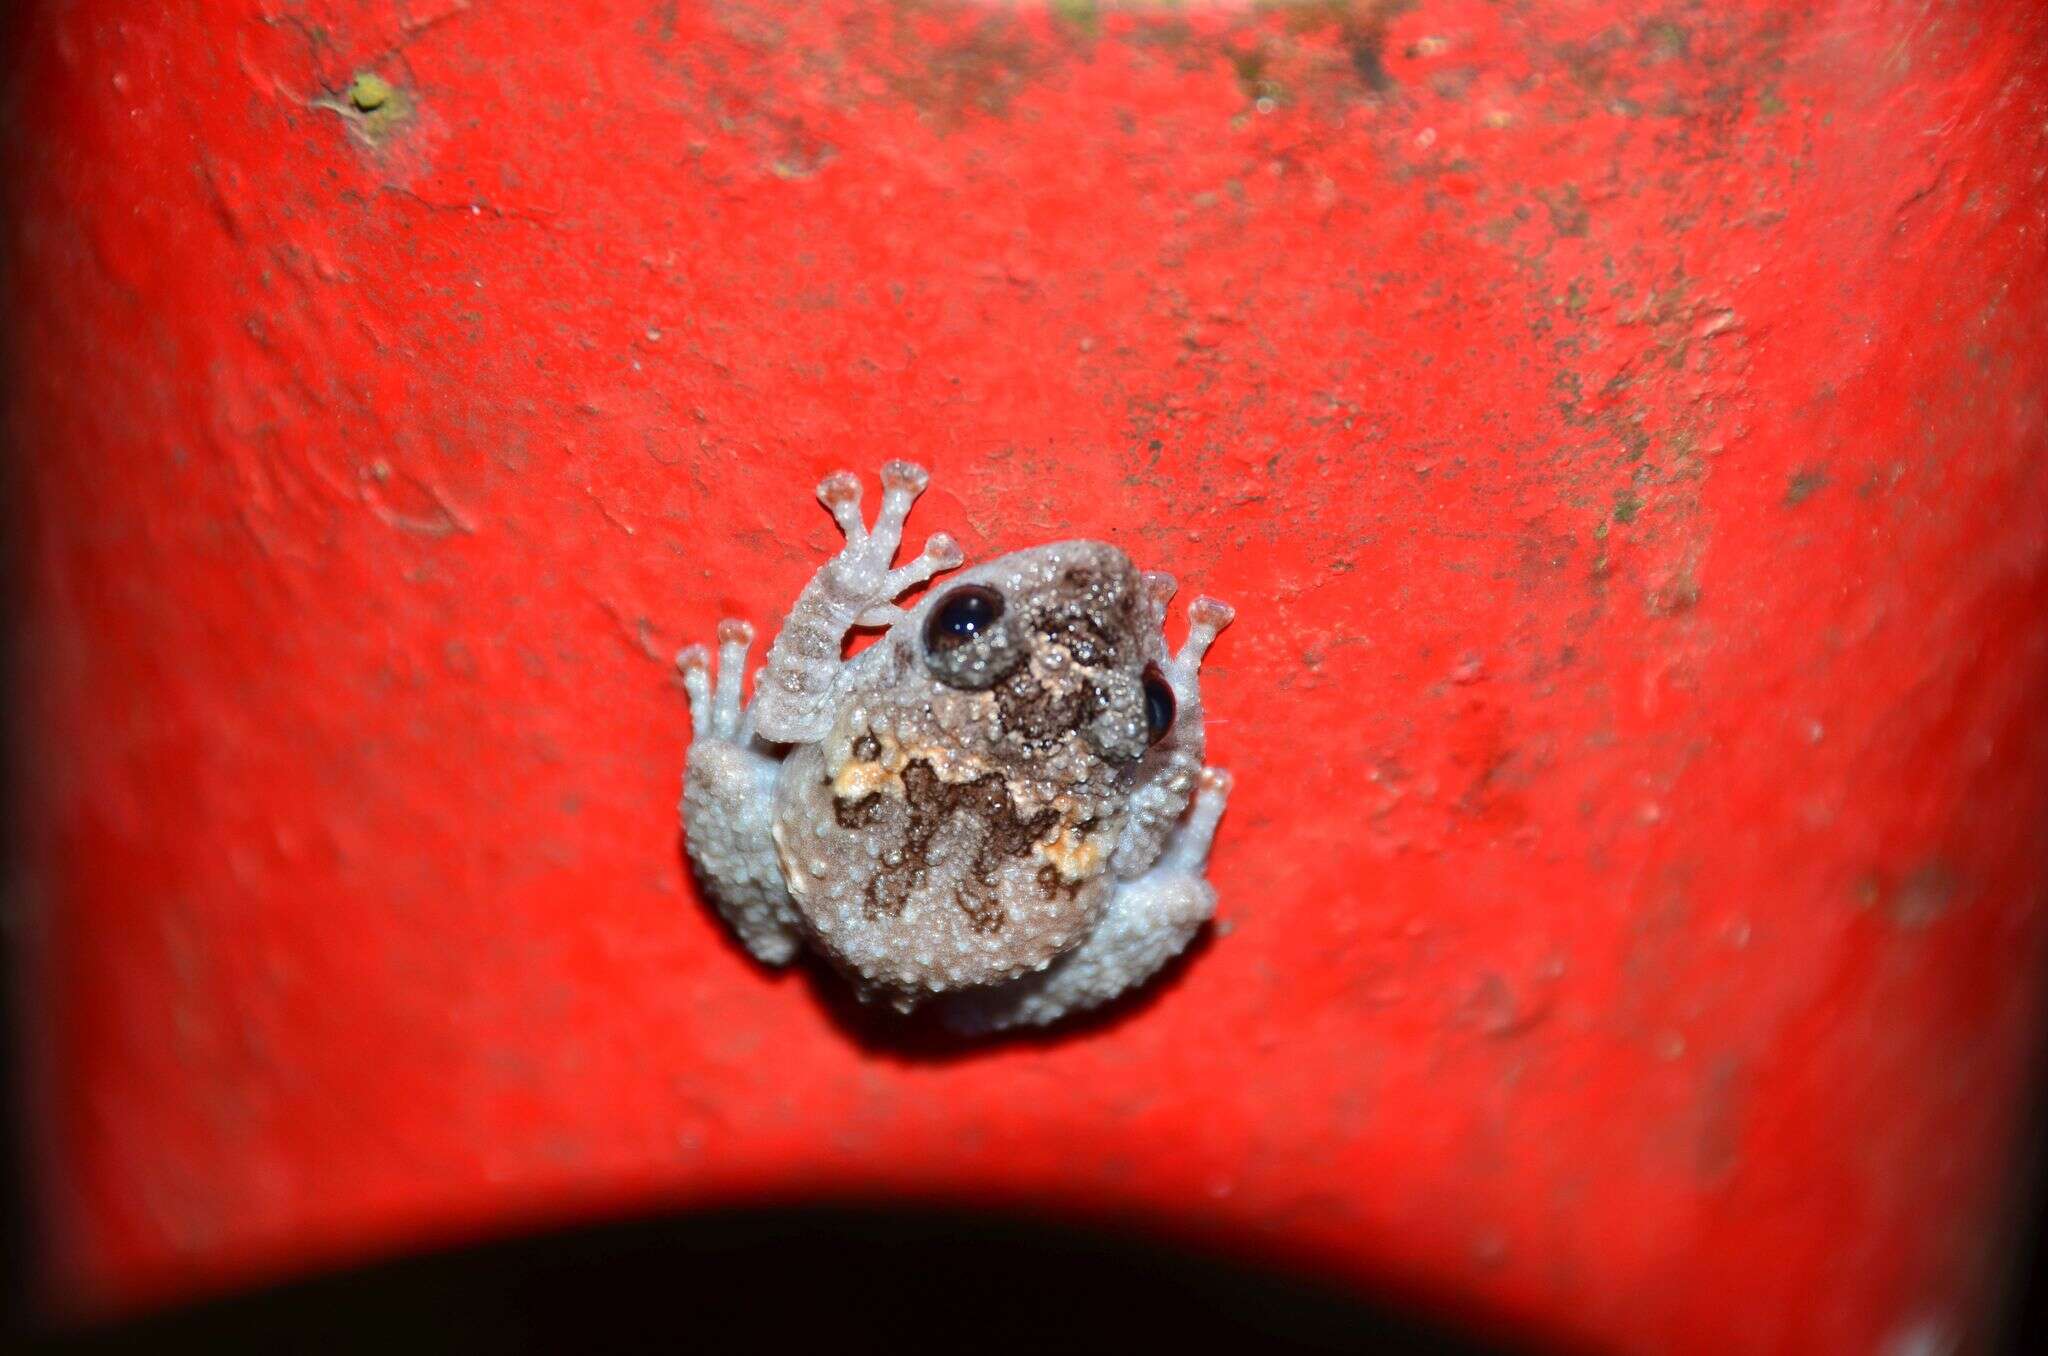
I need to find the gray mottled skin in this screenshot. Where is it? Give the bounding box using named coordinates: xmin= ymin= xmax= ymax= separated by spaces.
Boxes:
xmin=678 ymin=462 xmax=1231 ymax=1031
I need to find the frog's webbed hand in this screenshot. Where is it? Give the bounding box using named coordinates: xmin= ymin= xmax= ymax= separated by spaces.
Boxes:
xmin=752 ymin=461 xmax=962 ymax=744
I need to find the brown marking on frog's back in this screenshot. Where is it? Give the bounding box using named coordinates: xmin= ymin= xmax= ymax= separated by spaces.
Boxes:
xmin=841 ymin=758 xmax=1065 ymax=934
xmin=1036 ymin=863 xmax=1084 ymax=902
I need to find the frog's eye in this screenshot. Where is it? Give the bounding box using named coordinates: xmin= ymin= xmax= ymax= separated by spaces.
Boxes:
xmin=921 ymin=583 xmax=1020 ymax=691
xmin=924 ymin=584 xmax=1004 ymax=654
xmin=1142 ymin=663 xmax=1176 ymax=742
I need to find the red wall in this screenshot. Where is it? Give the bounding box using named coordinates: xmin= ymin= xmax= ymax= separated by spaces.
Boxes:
xmin=7 ymin=2 xmax=2047 ymax=1352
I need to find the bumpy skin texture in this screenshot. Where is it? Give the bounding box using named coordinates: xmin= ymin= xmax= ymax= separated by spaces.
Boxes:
xmin=679 ymin=462 xmax=1232 ymax=1031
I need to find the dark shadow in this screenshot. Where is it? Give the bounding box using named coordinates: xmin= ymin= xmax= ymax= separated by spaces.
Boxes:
xmin=3 ymin=2 xmax=45 ymax=1333
xmin=19 ymin=1202 xmax=1536 ymax=1356
xmin=1988 ymin=954 xmax=2048 ymax=1352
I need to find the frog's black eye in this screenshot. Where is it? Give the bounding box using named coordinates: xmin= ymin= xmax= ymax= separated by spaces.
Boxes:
xmin=1142 ymin=663 xmax=1176 ymax=743
xmin=924 ymin=584 xmax=1004 ymax=654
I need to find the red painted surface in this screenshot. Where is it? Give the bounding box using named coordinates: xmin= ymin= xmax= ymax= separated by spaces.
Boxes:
xmin=6 ymin=1 xmax=2047 ymax=1351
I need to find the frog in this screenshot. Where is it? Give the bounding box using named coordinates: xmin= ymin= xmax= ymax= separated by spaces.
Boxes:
xmin=677 ymin=461 xmax=1232 ymax=1033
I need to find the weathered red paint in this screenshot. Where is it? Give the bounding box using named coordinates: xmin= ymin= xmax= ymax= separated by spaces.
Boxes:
xmin=6 ymin=1 xmax=2047 ymax=1351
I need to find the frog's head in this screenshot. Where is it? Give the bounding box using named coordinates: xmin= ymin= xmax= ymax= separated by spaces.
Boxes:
xmin=907 ymin=539 xmax=1176 ymax=774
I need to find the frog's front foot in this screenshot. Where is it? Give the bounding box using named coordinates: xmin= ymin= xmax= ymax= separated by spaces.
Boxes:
xmin=753 ymin=461 xmax=962 ymax=743
xmin=816 ymin=461 xmax=963 ymax=623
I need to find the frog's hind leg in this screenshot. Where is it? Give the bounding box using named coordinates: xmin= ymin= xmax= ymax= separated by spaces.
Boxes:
xmin=679 ymin=620 xmax=803 ymax=964
xmin=941 ymin=768 xmax=1233 ymax=1034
